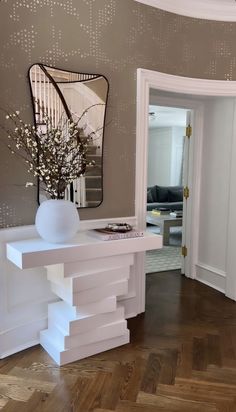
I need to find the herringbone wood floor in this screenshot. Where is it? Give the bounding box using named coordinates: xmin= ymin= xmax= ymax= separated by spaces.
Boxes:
xmin=1 ymin=271 xmax=236 ymax=411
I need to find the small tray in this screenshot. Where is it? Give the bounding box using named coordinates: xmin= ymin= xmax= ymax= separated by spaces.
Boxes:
xmin=105 ymin=223 xmax=133 ymax=233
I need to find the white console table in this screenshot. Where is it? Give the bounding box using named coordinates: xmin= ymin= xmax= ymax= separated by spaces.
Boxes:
xmin=6 ymin=230 xmax=162 ymax=365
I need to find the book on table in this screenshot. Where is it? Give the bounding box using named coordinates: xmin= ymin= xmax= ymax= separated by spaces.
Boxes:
xmin=170 ymin=211 xmax=183 ymax=218
xmin=89 ymin=228 xmax=144 ymax=241
xmin=151 ymin=208 xmax=170 ymax=216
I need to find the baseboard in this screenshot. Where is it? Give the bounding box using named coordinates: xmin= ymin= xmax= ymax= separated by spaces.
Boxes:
xmin=195 ymin=262 xmax=226 ymax=294
xmin=0 ymin=317 xmax=47 ymax=359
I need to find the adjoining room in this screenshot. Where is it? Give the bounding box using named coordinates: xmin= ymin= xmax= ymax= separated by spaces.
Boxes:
xmin=146 ymin=105 xmax=187 ymax=274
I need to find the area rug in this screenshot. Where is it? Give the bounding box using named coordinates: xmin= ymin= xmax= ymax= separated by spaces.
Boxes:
xmin=145 ymin=225 xmax=182 ymax=273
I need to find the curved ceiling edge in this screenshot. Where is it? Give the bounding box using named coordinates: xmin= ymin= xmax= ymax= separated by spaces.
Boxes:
xmin=134 ymin=0 xmax=236 ymax=22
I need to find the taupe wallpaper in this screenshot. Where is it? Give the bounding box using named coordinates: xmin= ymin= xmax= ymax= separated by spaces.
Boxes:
xmin=1 ymin=0 xmax=236 ymax=228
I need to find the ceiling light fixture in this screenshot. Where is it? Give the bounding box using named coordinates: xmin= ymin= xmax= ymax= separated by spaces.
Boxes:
xmin=149 ymin=112 xmax=156 ymax=120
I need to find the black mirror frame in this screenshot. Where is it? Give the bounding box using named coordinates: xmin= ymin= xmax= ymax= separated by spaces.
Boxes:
xmin=28 ymin=63 xmax=109 ymax=209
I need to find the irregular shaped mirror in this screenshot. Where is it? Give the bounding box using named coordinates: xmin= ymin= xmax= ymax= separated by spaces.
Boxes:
xmin=29 ymin=64 xmax=109 ymax=208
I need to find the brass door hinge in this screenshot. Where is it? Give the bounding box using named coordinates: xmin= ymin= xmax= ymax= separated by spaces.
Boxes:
xmin=183 ymin=186 xmax=190 ymax=199
xmin=186 ymin=124 xmax=192 ymax=138
xmin=182 ymin=245 xmax=188 ymax=258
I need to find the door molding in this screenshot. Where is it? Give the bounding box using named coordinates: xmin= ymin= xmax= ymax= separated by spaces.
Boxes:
xmin=134 ymin=0 xmax=236 ymax=22
xmin=136 ymin=69 xmax=236 ymax=306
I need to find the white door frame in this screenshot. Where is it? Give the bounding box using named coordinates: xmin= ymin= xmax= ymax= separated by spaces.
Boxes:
xmin=135 ymin=68 xmax=236 ymax=312
xmin=147 ymin=94 xmax=204 ymax=278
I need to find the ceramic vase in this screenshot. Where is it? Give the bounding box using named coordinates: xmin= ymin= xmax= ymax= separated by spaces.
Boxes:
xmin=35 ymin=199 xmax=79 ymax=243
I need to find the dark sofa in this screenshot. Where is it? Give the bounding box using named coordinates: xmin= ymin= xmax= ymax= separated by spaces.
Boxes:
xmin=147 ymin=185 xmax=183 ymax=211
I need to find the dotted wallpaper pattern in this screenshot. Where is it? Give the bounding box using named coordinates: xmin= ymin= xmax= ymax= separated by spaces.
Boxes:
xmin=1 ymin=0 xmax=236 ymax=228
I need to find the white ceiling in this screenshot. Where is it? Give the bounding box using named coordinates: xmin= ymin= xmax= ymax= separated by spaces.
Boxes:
xmin=149 ymin=105 xmax=187 ymax=129
xmin=134 ymin=0 xmax=236 ymax=21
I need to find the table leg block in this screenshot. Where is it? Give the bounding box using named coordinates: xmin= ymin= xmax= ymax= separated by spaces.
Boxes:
xmin=47 ymin=266 xmax=130 ymax=292
xmin=53 ymin=296 xmax=117 ymax=318
xmin=40 ymin=263 xmax=131 ymax=365
xmin=48 ymin=303 xmax=125 ymax=335
xmin=50 ymin=278 xmax=129 ymax=306
xmin=40 ymin=329 xmax=130 ymax=366
xmin=47 ymin=318 xmax=127 ymax=350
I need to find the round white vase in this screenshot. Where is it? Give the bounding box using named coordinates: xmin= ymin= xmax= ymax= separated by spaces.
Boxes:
xmin=35 ymin=199 xmax=80 ymax=243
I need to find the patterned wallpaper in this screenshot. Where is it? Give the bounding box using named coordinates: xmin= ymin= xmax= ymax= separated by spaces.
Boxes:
xmin=1 ymin=0 xmax=236 ymax=228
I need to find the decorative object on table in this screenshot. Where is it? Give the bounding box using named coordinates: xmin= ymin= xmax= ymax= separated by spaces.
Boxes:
xmin=35 ymin=199 xmax=80 ymax=243
xmin=89 ymin=222 xmax=143 ymax=241
xmin=170 ymin=211 xmax=183 ymax=218
xmin=106 ymin=223 xmax=133 ymax=232
xmin=89 ymin=226 xmax=144 ymax=241
xmin=1 ymin=106 xmax=100 ymax=242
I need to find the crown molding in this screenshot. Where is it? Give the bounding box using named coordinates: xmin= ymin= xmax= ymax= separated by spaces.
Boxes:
xmin=134 ymin=0 xmax=236 ymax=22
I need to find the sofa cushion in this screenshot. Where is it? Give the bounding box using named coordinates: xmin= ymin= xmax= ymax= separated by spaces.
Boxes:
xmin=156 ymin=186 xmax=169 ymax=202
xmin=147 ymin=201 xmax=183 ymax=211
xmin=147 ymin=189 xmax=154 ymax=203
xmin=147 ymin=185 xmax=158 ymax=202
xmin=168 ymin=187 xmax=183 ymax=202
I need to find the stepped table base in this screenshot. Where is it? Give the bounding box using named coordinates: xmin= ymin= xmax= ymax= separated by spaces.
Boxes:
xmin=6 ymin=231 xmax=162 ymax=365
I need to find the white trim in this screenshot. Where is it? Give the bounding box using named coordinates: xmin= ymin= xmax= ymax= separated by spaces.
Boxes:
xmin=147 ymin=95 xmax=203 ymax=279
xmin=134 ymin=0 xmax=236 ymax=22
xmin=0 ymin=317 xmax=47 ymax=359
xmin=188 ymin=106 xmax=204 ymax=279
xmin=136 ymin=70 xmax=150 ymax=231
xmin=196 ymin=263 xmax=226 ymax=294
xmin=136 ymin=69 xmax=236 ymax=305
xmin=225 ymin=99 xmax=236 ymax=301
xmin=195 ymin=277 xmax=225 ymax=294
xmin=196 ymin=262 xmax=226 ymax=278
xmin=135 ymin=69 xmax=150 ymax=313
xmin=1 ymin=340 xmax=40 ymax=359
xmin=137 ymin=70 xmax=236 ymax=96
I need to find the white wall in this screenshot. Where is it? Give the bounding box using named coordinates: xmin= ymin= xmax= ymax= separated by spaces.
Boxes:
xmin=171 ymin=127 xmax=185 ymax=185
xmin=0 ymin=226 xmax=56 ymax=358
xmin=196 ymin=97 xmax=235 ymax=291
xmin=148 ymin=126 xmax=184 ymax=187
xmin=148 ymin=127 xmax=172 ymax=186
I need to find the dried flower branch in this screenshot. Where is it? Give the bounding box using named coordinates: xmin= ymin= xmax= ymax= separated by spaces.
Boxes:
xmin=0 ymin=105 xmax=103 ymax=200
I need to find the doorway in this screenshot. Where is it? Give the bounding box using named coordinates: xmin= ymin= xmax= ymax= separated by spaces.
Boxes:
xmin=145 ymin=105 xmax=188 ymax=274
xmin=135 ymin=69 xmax=236 ymax=314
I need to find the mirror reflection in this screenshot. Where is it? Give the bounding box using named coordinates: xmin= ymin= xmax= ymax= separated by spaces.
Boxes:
xmin=29 ymin=64 xmax=109 ymax=208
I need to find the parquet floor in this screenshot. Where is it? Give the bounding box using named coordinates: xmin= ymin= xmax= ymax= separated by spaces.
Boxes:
xmin=1 ymin=270 xmax=236 ymax=411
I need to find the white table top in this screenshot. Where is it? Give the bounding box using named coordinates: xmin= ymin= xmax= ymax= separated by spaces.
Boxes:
xmin=6 ymin=230 xmax=162 ymax=269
